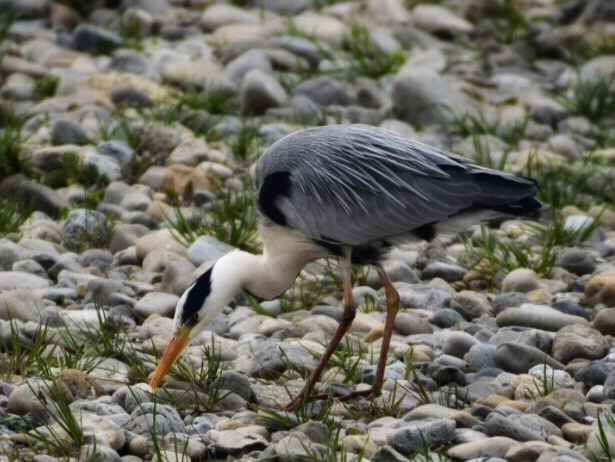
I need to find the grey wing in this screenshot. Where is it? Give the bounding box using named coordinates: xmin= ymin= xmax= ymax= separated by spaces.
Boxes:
xmin=255 ymin=124 xmax=536 ymax=246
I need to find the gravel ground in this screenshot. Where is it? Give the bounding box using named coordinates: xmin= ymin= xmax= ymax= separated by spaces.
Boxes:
xmin=1 ymin=0 xmax=615 ymax=461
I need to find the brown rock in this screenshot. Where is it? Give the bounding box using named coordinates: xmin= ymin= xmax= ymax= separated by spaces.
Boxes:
xmin=50 ymin=3 xmax=81 ymax=31
xmin=135 ymin=229 xmax=187 ymax=261
xmin=159 ymin=164 xmax=214 ymax=202
xmin=588 ymin=205 xmax=615 ymax=231
xmin=364 ymin=324 xmax=385 ymax=342
xmin=561 ymin=422 xmax=592 ymax=443
xmin=585 ymin=270 xmax=615 ymax=307
xmin=592 ymin=308 xmax=615 ymax=336
xmin=56 ymin=369 xmax=105 ymax=401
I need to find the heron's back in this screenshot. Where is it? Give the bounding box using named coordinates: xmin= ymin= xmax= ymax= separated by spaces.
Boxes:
xmin=255 ymin=124 xmax=540 ymax=250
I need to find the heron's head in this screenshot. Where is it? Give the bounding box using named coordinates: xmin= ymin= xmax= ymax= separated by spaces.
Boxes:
xmin=150 ymin=266 xmax=224 ymax=388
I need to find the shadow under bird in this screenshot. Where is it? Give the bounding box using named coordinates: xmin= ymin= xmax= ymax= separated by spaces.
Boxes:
xmin=149 ymin=123 xmax=541 ymax=410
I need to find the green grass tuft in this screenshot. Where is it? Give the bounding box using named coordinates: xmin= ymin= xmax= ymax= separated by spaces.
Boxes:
xmin=559 ymin=71 xmax=615 ymax=124
xmin=167 ymin=180 xmax=258 ymax=252
xmin=34 ymin=75 xmax=60 ymax=100
xmin=464 ymin=214 xmax=600 ymax=289
xmin=342 ymin=24 xmax=406 ymax=80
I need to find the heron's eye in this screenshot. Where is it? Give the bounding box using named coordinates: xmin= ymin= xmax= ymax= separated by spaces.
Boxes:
xmin=186 ymin=313 xmax=198 ymax=327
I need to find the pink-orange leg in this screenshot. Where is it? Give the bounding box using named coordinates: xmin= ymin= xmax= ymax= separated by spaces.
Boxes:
xmin=285 ymin=253 xmax=355 ymax=412
xmin=341 ymin=264 xmax=400 ymax=401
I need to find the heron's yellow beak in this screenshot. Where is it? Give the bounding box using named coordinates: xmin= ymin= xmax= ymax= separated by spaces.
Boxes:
xmin=150 ymin=326 xmax=191 ymax=388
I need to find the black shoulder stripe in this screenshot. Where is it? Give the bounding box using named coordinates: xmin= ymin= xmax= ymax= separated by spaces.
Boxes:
xmin=258 ymin=171 xmax=291 ymax=226
xmin=181 ymin=266 xmax=213 ymax=324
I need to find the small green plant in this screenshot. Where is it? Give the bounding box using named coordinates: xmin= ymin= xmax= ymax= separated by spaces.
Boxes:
xmin=528 ymin=362 xmax=556 ymax=399
xmin=154 ymin=337 xmax=232 ymax=412
xmin=119 ymin=14 xmax=145 ymax=51
xmin=0 ymin=9 xmax=16 ymax=65
xmin=464 ymin=214 xmax=600 ymax=288
xmin=0 ymin=320 xmax=53 ymax=382
xmin=588 ymin=409 xmax=615 ymax=462
xmin=342 ymin=24 xmax=405 ymax=79
xmin=0 ymin=198 xmax=32 ymax=236
xmin=522 ymin=147 xmax=615 ymax=210
xmin=167 ymin=182 xmax=258 ymax=252
xmin=45 ymin=152 xmax=103 ymax=187
xmin=176 ymin=86 xmax=239 ymax=116
xmin=559 ymin=71 xmax=615 ymax=124
xmin=450 ymin=110 xmax=528 ymax=148
xmin=43 ymin=152 xmax=109 ymax=208
xmin=97 ymin=112 xmax=137 ymax=147
xmin=482 ymin=0 xmax=530 ymax=44
xmin=34 ymin=75 xmax=60 ymax=100
xmin=21 ymin=379 xmax=85 ymax=457
xmin=0 ymin=115 xmax=33 ymax=179
xmin=328 ymin=336 xmax=371 ymax=385
xmin=57 ymin=306 xmax=129 ymax=368
xmin=359 ymin=294 xmax=378 ymax=314
xmin=231 ymin=121 xmax=262 ymax=162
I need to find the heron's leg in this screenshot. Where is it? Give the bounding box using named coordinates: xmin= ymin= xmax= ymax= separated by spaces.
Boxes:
xmin=370 ymin=265 xmax=400 ymax=396
xmin=285 ymin=253 xmax=355 ymax=412
xmin=340 ymin=264 xmax=399 ymax=401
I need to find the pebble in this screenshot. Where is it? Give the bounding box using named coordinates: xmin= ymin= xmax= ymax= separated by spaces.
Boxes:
xmin=450 ymin=290 xmax=492 ymax=320
xmin=493 ymin=343 xmax=564 ymax=374
xmin=592 ymin=308 xmax=615 ymax=335
xmin=585 ymin=270 xmax=615 ymax=307
xmin=447 ymin=436 xmax=518 ymax=460
xmin=496 ymin=304 xmax=589 ymax=331
xmin=388 ymin=419 xmax=456 ymax=455
xmin=502 ymin=269 xmax=542 ymax=293
xmin=551 ymin=324 xmax=608 ymax=364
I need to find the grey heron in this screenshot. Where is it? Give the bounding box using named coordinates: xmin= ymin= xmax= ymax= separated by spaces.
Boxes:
xmin=150 ymin=123 xmax=541 ymax=411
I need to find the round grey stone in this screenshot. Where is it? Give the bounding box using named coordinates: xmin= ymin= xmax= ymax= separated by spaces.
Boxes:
xmin=73 ymin=24 xmax=122 ymax=54
xmin=210 ymin=371 xmax=253 ymax=402
xmin=485 ymin=412 xmax=546 ymax=441
xmin=574 ymin=361 xmax=614 ymax=388
xmin=496 ymin=304 xmax=589 ymax=331
xmin=501 ymin=269 xmax=540 ymax=293
xmin=555 ymin=248 xmax=597 ymax=276
xmin=134 ymin=292 xmax=179 ymax=318
xmin=187 ymin=236 xmax=236 ymax=266
xmin=421 ymin=262 xmax=466 ymax=282
xmin=123 ymin=403 xmax=185 ymax=435
xmin=240 ymin=68 xmax=288 ymax=115
xmin=466 ymin=343 xmax=497 ymax=371
xmin=388 ymin=419 xmax=456 ymax=455
xmin=442 ymin=331 xmax=480 ymax=358
xmin=78 ymin=444 xmax=120 ymax=462
xmin=430 ymin=308 xmax=465 ymax=328
xmin=51 ymin=120 xmax=90 ymax=145
xmin=493 ymin=342 xmax=563 ymax=374
xmin=294 ymin=76 xmax=354 ymax=106
xmin=552 ymin=324 xmax=608 ymax=364
xmin=451 ymin=291 xmax=492 ymax=320
xmin=0 ymin=289 xmax=45 ymax=322
xmin=394 ymin=312 xmax=433 ymax=335
xmin=62 ymin=209 xmax=111 ymax=252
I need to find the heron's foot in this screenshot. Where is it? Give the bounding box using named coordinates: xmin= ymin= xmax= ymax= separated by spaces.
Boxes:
xmin=285 ymin=385 xmax=383 ymax=412
xmin=284 ymin=395 xmax=304 ymax=412
xmin=339 ymin=385 xmax=382 ymax=402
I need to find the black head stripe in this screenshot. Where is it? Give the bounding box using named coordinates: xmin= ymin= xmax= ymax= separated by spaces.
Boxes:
xmin=180 ymin=266 xmax=213 ymax=325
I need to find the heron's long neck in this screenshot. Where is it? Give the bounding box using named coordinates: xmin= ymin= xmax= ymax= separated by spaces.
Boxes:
xmin=211 ymin=226 xmax=325 ymax=302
